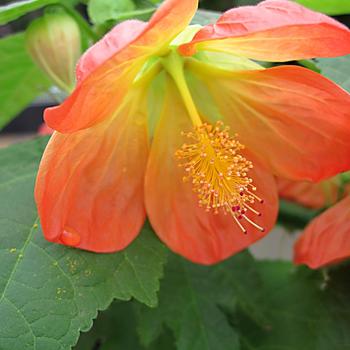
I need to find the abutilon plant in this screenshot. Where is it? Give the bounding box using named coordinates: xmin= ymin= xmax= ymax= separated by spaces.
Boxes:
xmin=35 ymin=0 xmax=350 ymax=264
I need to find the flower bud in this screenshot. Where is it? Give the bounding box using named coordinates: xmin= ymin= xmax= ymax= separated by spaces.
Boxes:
xmin=26 ymin=9 xmax=81 ymax=92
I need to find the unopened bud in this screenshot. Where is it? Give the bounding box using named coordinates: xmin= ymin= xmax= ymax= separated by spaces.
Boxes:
xmin=26 ymin=9 xmax=81 ymax=92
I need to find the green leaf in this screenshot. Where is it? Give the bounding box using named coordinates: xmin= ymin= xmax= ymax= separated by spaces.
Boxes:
xmin=0 ymin=33 xmax=51 ymax=130
xmin=137 ymin=254 xmax=240 ymax=350
xmin=212 ymin=251 xmax=269 ymax=327
xmin=235 ymin=261 xmax=350 ymax=350
xmin=0 ymin=0 xmax=57 ymax=25
xmin=0 ymin=0 xmax=80 ymax=24
xmin=75 ymin=301 xmax=176 ymax=350
xmin=144 ymin=0 xmax=161 ymax=4
xmin=294 ymin=0 xmax=350 ymax=15
xmin=317 ymin=55 xmax=350 ymax=92
xmin=88 ymin=0 xmax=136 ymax=24
xmin=137 ymin=249 xmax=350 ymax=350
xmin=191 ymin=9 xmax=220 ymax=26
xmin=75 ymin=301 xmax=144 ymax=350
xmin=0 ymin=137 xmax=167 ymax=349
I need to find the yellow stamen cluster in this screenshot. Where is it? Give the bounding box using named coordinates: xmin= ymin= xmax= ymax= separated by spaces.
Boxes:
xmin=175 ymin=121 xmax=264 ymax=233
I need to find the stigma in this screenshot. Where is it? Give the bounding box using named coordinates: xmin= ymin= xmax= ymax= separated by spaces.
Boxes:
xmin=175 ymin=121 xmax=264 ymax=234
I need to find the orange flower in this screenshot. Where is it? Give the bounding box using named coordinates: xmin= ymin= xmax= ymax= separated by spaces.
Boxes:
xmin=294 ymin=196 xmax=350 ymax=269
xmin=35 ymin=0 xmax=350 ymax=264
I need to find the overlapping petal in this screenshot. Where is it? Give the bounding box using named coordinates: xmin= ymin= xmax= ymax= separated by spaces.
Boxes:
xmin=180 ymin=0 xmax=350 ymax=61
xmin=277 ymin=177 xmax=342 ymax=209
xmin=294 ymin=196 xmax=350 ymax=269
xmin=145 ymin=77 xmax=278 ymax=265
xmin=45 ymin=0 xmax=199 ymax=133
xmin=35 ymin=88 xmax=149 ymax=252
xmin=188 ymin=62 xmax=350 ymax=181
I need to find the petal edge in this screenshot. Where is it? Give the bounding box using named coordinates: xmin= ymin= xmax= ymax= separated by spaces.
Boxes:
xmin=180 ymin=0 xmax=350 ymax=62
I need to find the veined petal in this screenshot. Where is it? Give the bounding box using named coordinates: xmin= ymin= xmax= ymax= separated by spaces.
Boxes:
xmin=76 ymin=20 xmax=147 ymax=83
xmin=294 ymin=196 xmax=350 ymax=269
xmin=189 ymin=63 xmax=350 ymax=182
xmin=277 ymin=177 xmax=344 ymax=209
xmin=45 ymin=0 xmax=199 ymax=133
xmin=35 ymin=88 xmax=148 ymax=252
xmin=144 ymin=78 xmax=278 ymax=265
xmin=179 ymin=0 xmax=350 ymax=61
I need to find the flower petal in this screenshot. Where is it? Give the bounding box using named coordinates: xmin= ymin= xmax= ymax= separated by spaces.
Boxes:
xmin=294 ymin=196 xmax=350 ymax=269
xmin=144 ymin=78 xmax=278 ymax=265
xmin=76 ymin=20 xmax=147 ymax=83
xmin=180 ymin=0 xmax=350 ymax=61
xmin=277 ymin=177 xmax=343 ymax=209
xmin=35 ymin=88 xmax=148 ymax=252
xmin=45 ymin=0 xmax=199 ymax=133
xmin=189 ymin=63 xmax=350 ymax=182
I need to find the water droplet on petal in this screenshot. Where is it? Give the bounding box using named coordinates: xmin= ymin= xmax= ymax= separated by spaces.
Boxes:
xmin=61 ymin=228 xmax=81 ymax=247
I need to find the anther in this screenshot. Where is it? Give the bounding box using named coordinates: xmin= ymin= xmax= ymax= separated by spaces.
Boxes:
xmin=175 ymin=121 xmax=264 ymax=234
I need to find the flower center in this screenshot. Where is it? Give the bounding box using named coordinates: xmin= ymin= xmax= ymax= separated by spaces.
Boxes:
xmin=175 ymin=121 xmax=264 ymax=233
xmin=162 ymin=50 xmax=264 ymax=233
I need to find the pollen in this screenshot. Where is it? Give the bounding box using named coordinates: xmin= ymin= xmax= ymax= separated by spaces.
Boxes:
xmin=175 ymin=121 xmax=264 ymax=234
